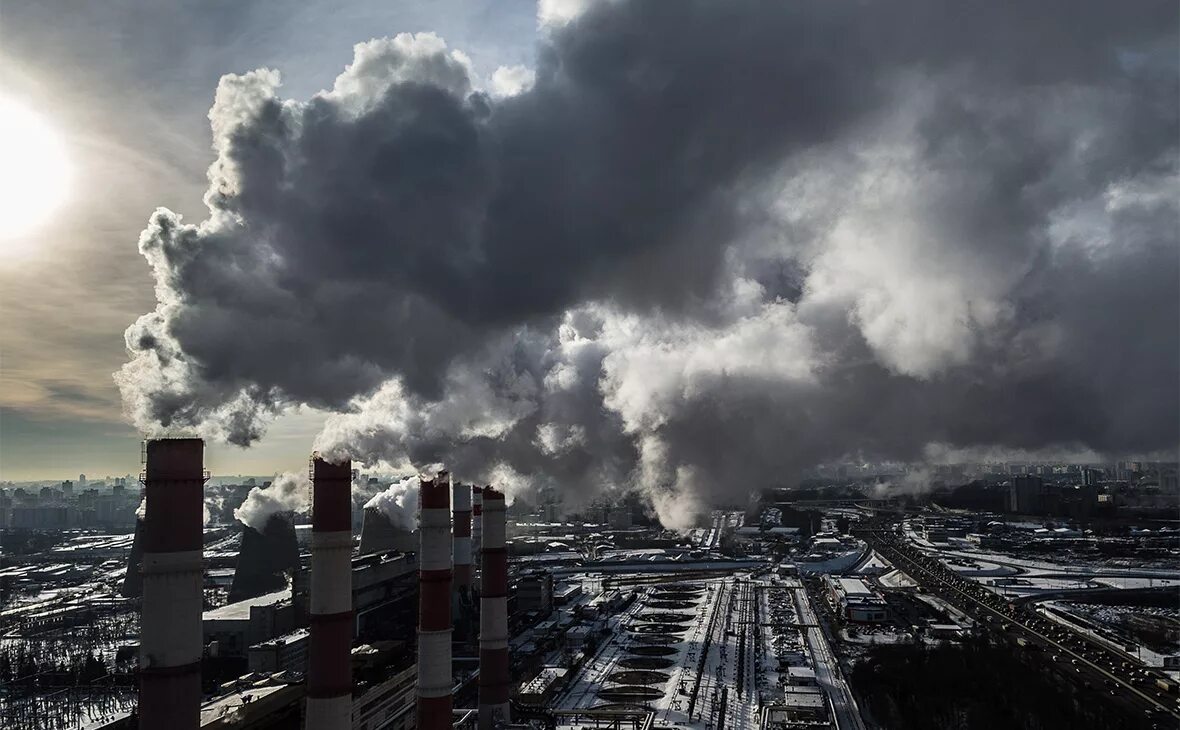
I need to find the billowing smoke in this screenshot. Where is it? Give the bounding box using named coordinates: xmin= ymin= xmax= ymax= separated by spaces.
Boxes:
xmin=233 ymin=472 xmax=310 ymax=531
xmin=118 ymin=1 xmax=1178 ymax=528
xmin=363 ymin=477 xmax=421 ymax=531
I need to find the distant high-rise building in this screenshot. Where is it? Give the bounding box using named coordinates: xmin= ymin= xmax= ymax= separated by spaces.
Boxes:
xmin=78 ymin=473 xmax=87 ymax=486
xmin=1081 ymin=468 xmax=1102 ymax=487
xmin=1007 ymin=475 xmax=1044 ymax=514
xmin=61 ymin=480 xmax=74 ymax=495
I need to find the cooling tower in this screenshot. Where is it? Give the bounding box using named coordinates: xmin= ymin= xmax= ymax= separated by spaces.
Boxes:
xmin=120 ymin=516 xmax=145 ymax=599
xmin=229 ymin=512 xmax=299 ymax=603
xmin=359 ymin=506 xmax=418 ymax=555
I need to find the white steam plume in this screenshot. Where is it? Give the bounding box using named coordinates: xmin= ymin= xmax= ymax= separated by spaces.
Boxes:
xmin=233 ymin=472 xmax=310 ymax=532
xmin=363 ymin=476 xmax=420 ymax=531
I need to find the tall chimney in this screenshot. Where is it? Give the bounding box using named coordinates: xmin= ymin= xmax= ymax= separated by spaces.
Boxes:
xmin=453 ymin=482 xmax=472 ymax=592
xmin=306 ymin=454 xmax=353 ymax=730
xmin=418 ymin=472 xmax=453 ymax=729
xmin=471 ymin=486 xmax=483 ymax=565
xmin=478 ymin=487 xmax=510 ymax=729
xmin=138 ymin=438 xmax=205 ymax=729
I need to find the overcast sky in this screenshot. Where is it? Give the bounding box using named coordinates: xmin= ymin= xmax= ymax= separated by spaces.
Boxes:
xmin=1 ymin=1 xmax=1176 ymax=520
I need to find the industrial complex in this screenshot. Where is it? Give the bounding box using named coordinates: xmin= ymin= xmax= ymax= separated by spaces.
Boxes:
xmin=0 ymin=442 xmax=1178 ymax=729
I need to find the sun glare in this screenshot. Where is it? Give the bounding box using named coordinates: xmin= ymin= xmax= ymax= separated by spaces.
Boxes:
xmin=0 ymin=96 xmax=72 ymax=242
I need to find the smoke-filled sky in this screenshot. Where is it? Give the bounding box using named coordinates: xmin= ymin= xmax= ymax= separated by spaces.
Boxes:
xmin=2 ymin=1 xmax=1177 ymax=525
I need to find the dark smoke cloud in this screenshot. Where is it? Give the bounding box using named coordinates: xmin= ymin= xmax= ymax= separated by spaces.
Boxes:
xmin=118 ymin=1 xmax=1178 ymax=527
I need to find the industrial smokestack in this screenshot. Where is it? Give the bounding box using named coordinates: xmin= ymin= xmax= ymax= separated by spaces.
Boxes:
xmin=478 ymin=486 xmax=510 ymax=729
xmin=138 ymin=438 xmax=206 ymax=730
xmin=471 ymin=486 xmax=483 ymax=564
xmin=453 ymin=482 xmax=472 ymax=592
xmin=417 ymin=471 xmax=453 ymax=730
xmin=306 ymin=454 xmax=353 ymax=730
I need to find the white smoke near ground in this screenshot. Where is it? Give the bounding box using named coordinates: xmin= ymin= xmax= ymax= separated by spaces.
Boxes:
xmin=117 ymin=1 xmax=1178 ymax=528
xmin=233 ymin=472 xmax=310 ymax=532
xmin=363 ymin=476 xmax=420 ymax=531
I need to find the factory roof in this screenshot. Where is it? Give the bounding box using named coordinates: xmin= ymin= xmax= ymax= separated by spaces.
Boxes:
xmin=520 ymin=666 xmax=568 ymax=695
xmin=200 ymin=682 xmax=301 ymax=728
xmin=780 ymin=686 xmax=827 ymax=709
xmin=203 ymin=589 xmax=289 ymax=622
xmin=834 ymin=578 xmax=874 ymax=597
xmin=249 ymin=628 xmax=309 ymax=650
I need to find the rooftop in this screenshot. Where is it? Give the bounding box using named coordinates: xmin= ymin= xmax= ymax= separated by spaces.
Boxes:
xmin=204 ymin=589 xmax=289 ymax=622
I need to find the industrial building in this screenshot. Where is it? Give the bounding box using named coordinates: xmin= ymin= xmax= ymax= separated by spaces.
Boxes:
xmin=823 ymin=576 xmax=891 ymax=623
xmin=5 ymin=443 xmax=1177 ymax=730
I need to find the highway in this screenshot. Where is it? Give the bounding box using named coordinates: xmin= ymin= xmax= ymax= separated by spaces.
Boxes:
xmin=862 ymin=523 xmax=1180 ymax=729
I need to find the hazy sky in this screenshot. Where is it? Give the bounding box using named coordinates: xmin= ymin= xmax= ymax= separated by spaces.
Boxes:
xmin=0 ymin=1 xmax=536 ymax=479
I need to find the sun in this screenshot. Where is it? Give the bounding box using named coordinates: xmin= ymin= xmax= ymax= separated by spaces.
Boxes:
xmin=0 ymin=96 xmax=72 ymax=241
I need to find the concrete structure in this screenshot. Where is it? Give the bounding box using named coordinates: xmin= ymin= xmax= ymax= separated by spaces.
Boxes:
xmin=355 ymin=661 xmax=416 ymax=730
xmin=516 ymin=570 xmax=554 ymax=614
xmin=204 ymin=589 xmax=296 ymax=658
xmin=138 ymin=438 xmax=206 ymax=729
xmin=306 ymin=455 xmax=353 ymax=730
xmin=453 ymin=482 xmax=473 ymax=593
xmin=201 ymin=681 xmax=304 ymax=729
xmin=518 ymin=666 xmax=568 ymax=705
xmin=248 ymin=628 xmax=310 ymax=674
xmin=479 ymin=487 xmax=511 ymax=729
xmin=417 ymin=472 xmax=454 ymax=730
xmin=824 ymin=576 xmax=890 ymax=623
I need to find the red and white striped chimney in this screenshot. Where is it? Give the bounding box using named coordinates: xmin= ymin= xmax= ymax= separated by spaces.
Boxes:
xmin=139 ymin=438 xmax=205 ymax=730
xmin=453 ymin=481 xmax=472 ymax=592
xmin=471 ymin=486 xmax=483 ymax=564
xmin=418 ymin=471 xmax=453 ymax=730
xmin=306 ymin=454 xmax=353 ymax=729
xmin=478 ymin=486 xmax=510 ymax=729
